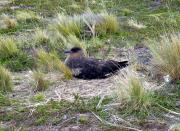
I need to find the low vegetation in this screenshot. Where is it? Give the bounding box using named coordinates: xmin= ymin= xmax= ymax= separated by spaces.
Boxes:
xmin=0 ymin=66 xmax=12 ymax=93
xmin=54 ymin=14 xmax=83 ymax=37
xmin=37 ymin=50 xmax=73 ymax=79
xmin=16 ymin=10 xmax=40 ymax=22
xmin=149 ymin=34 xmax=180 ymax=81
xmin=2 ymin=15 xmax=17 ymax=29
xmin=96 ymin=12 xmax=119 ymax=34
xmin=0 ymin=38 xmax=18 ymax=59
xmin=115 ymin=70 xmax=153 ymax=114
xmin=0 ymin=93 xmax=11 ymax=106
xmin=33 ymin=71 xmax=50 ymax=91
xmin=34 ymin=28 xmax=49 ymax=45
xmin=32 ymin=92 xmax=46 ymax=102
xmin=127 ymin=19 xmax=147 ymax=30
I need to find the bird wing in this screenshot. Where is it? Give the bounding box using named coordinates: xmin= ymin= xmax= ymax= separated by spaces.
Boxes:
xmin=99 ymin=60 xmax=128 ymax=75
xmin=66 ymin=58 xmax=128 ymax=79
xmin=66 ymin=58 xmax=102 ymax=79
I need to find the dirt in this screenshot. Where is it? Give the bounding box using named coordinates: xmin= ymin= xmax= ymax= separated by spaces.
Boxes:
xmin=10 ymin=70 xmax=116 ymax=104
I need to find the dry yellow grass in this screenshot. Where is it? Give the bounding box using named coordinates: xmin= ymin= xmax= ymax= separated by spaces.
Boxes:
xmin=0 ymin=66 xmax=13 ymax=93
xmin=3 ymin=15 xmax=17 ymax=29
xmin=33 ymin=71 xmax=50 ymax=91
xmin=16 ymin=10 xmax=40 ymax=21
xmin=54 ymin=14 xmax=83 ymax=37
xmin=0 ymin=38 xmax=18 ymax=59
xmin=149 ymin=34 xmax=180 ymax=81
xmin=128 ymin=19 xmax=147 ymax=29
xmin=96 ymin=13 xmax=119 ymax=33
xmin=37 ymin=50 xmax=73 ymax=79
xmin=34 ymin=28 xmax=49 ymax=45
xmin=115 ymin=70 xmax=152 ymax=110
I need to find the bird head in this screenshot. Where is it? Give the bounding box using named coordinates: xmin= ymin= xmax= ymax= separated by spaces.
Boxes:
xmin=64 ymin=47 xmax=85 ymax=58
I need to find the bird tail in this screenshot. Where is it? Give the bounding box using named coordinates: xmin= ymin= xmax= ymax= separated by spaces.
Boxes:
xmin=118 ymin=61 xmax=129 ymax=68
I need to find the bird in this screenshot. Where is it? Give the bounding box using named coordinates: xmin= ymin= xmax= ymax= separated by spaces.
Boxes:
xmin=64 ymin=47 xmax=128 ymax=79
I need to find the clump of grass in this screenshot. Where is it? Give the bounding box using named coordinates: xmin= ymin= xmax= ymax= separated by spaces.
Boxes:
xmin=54 ymin=14 xmax=83 ymax=37
xmin=0 ymin=93 xmax=11 ymax=106
xmin=82 ymin=11 xmax=119 ymax=35
xmin=0 ymin=66 xmax=13 ymax=93
xmin=115 ymin=70 xmax=153 ymax=112
xmin=0 ymin=38 xmax=18 ymax=59
xmin=122 ymin=8 xmax=133 ymax=16
xmin=149 ymin=34 xmax=180 ymax=81
xmin=16 ymin=10 xmax=40 ymax=22
xmin=96 ymin=13 xmax=119 ymax=34
xmin=33 ymin=71 xmax=50 ymax=91
xmin=34 ymin=28 xmax=49 ymax=45
xmin=37 ymin=50 xmax=73 ymax=79
xmin=127 ymin=19 xmax=147 ymax=29
xmin=37 ymin=50 xmax=55 ymax=71
xmin=54 ymin=59 xmax=73 ymax=80
xmin=2 ymin=15 xmax=17 ymax=29
xmin=32 ymin=92 xmax=46 ymax=102
xmin=5 ymin=52 xmax=35 ymax=72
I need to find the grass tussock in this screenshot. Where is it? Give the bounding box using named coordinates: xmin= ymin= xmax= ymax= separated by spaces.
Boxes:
xmin=115 ymin=70 xmax=153 ymax=111
xmin=54 ymin=14 xmax=83 ymax=37
xmin=37 ymin=50 xmax=73 ymax=79
xmin=33 ymin=71 xmax=50 ymax=91
xmin=2 ymin=15 xmax=17 ymax=29
xmin=16 ymin=10 xmax=40 ymax=22
xmin=37 ymin=50 xmax=57 ymax=71
xmin=96 ymin=13 xmax=119 ymax=34
xmin=34 ymin=28 xmax=49 ymax=45
xmin=0 ymin=93 xmax=11 ymax=106
xmin=0 ymin=66 xmax=13 ymax=93
xmin=149 ymin=34 xmax=180 ymax=81
xmin=53 ymin=12 xmax=119 ymax=37
xmin=127 ymin=19 xmax=147 ymax=29
xmin=32 ymin=92 xmax=46 ymax=102
xmin=0 ymin=38 xmax=18 ymax=59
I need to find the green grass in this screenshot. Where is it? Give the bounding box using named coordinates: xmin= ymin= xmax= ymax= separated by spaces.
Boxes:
xmin=0 ymin=20 xmax=43 ymax=35
xmin=115 ymin=71 xmax=154 ymax=118
xmin=0 ymin=66 xmax=13 ymax=93
xmin=33 ymin=71 xmax=50 ymax=91
xmin=16 ymin=10 xmax=41 ymax=22
xmin=0 ymin=96 xmax=111 ymax=126
xmin=1 ymin=52 xmax=35 ymax=72
xmin=0 ymin=38 xmax=18 ymax=59
xmin=34 ymin=28 xmax=50 ymax=46
xmin=53 ymin=14 xmax=83 ymax=37
xmin=115 ymin=71 xmax=180 ymax=119
xmin=37 ymin=50 xmax=73 ymax=79
xmin=149 ymin=34 xmax=180 ymax=81
xmin=0 ymin=93 xmax=11 ymax=106
xmin=11 ymin=0 xmax=86 ymax=15
xmin=32 ymin=92 xmax=46 ymax=102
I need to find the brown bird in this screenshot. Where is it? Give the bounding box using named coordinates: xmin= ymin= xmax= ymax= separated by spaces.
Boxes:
xmin=64 ymin=47 xmax=128 ymax=79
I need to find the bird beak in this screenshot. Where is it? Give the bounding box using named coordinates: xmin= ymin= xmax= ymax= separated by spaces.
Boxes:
xmin=64 ymin=50 xmax=72 ymax=54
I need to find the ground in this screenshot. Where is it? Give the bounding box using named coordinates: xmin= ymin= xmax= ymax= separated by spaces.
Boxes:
xmin=0 ymin=0 xmax=180 ymax=130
